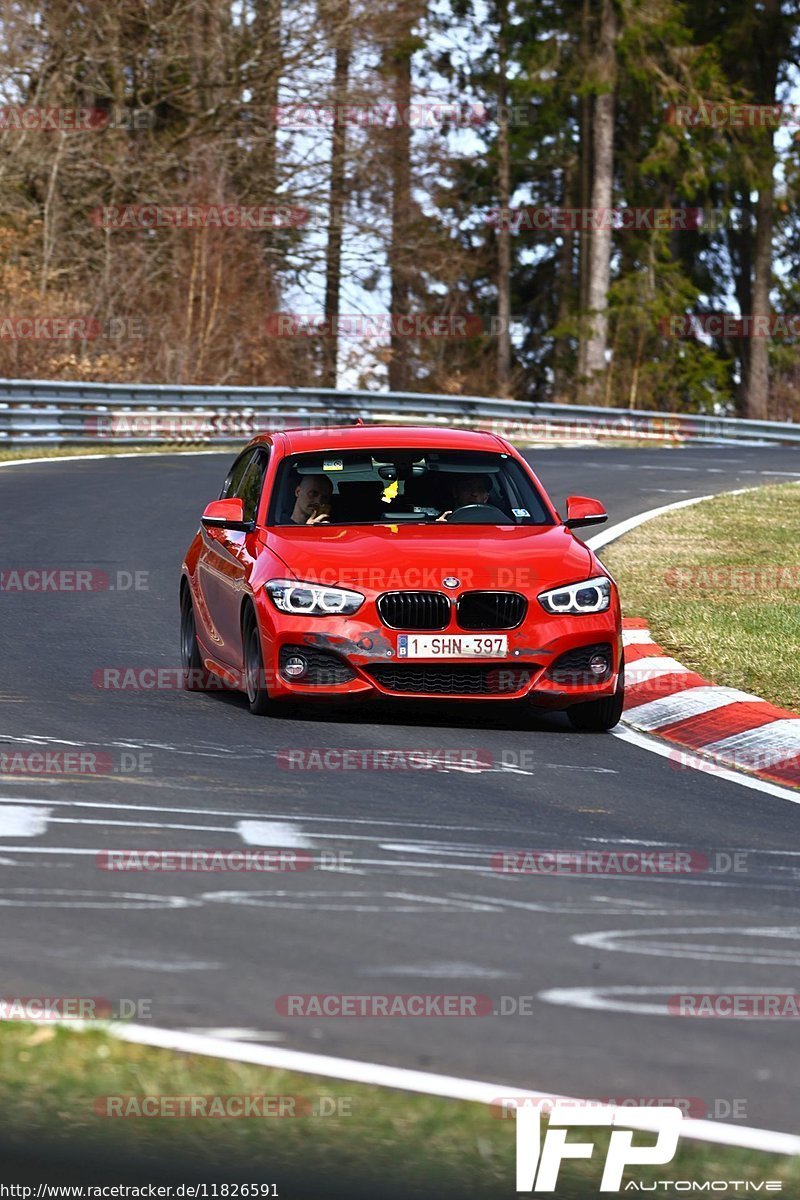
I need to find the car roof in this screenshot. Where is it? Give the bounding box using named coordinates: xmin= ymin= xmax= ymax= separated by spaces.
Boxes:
xmin=251 ymin=424 xmax=507 ymax=456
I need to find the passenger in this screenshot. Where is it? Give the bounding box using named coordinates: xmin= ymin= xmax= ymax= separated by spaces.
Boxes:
xmin=290 ymin=475 xmax=332 ymax=525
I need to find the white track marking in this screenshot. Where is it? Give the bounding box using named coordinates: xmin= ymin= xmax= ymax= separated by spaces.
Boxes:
xmin=450 ymin=892 xmax=705 ymax=916
xmin=0 ymin=888 xmax=198 ymax=909
xmin=183 ymin=1027 xmax=286 ymax=1042
xmin=612 ymin=724 xmax=800 ymax=806
xmin=624 ymin=686 xmax=764 ymax=730
xmin=621 ymin=629 xmax=655 ymax=646
xmin=0 ymin=804 xmax=51 ymax=836
xmin=0 ymin=793 xmax=505 ymax=833
xmin=236 ymin=820 xmax=313 ymax=848
xmin=624 ymin=656 xmax=689 ymax=682
xmin=0 ymin=451 xmax=222 ymax=470
xmin=1 ymin=844 xmax=796 ymax=891
xmin=97 ymin=956 xmax=221 ymax=972
xmin=539 ymin=984 xmax=800 ymax=1026
xmin=702 ymin=720 xmax=800 ymax=768
xmin=199 ymin=889 xmax=498 ymax=913
xmin=52 ymin=1021 xmax=800 ymax=1157
xmin=0 ymin=783 xmax=503 ymax=832
xmin=573 ymin=926 xmax=800 ymax=966
xmin=358 ymin=962 xmax=512 ymax=979
xmin=587 ymin=494 xmax=713 ymax=551
xmin=46 ymin=816 xmax=239 ymax=834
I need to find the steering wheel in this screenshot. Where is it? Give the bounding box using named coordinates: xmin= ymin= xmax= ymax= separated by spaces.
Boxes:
xmin=444 ymin=503 xmax=511 ymax=524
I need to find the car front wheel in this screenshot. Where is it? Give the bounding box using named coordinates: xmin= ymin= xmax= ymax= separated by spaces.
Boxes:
xmin=180 ymin=587 xmax=208 ymax=691
xmin=567 ymin=670 xmax=625 ymax=732
xmin=243 ymin=607 xmax=272 ymax=715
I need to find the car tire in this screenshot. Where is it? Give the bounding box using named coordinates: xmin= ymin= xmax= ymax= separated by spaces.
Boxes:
xmin=567 ymin=669 xmax=625 ymax=732
xmin=180 ymin=587 xmax=208 ymax=691
xmin=243 ymin=607 xmax=272 ymax=715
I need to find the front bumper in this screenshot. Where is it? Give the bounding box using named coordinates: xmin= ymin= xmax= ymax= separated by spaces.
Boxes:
xmin=255 ymin=594 xmax=623 ymax=708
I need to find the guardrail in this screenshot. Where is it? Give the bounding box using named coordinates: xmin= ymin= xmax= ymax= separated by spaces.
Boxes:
xmin=1 ymin=378 xmax=799 ymax=446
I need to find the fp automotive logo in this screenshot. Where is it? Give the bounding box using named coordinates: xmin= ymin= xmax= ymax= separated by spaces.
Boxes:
xmin=515 ymin=1104 xmax=682 ymax=1192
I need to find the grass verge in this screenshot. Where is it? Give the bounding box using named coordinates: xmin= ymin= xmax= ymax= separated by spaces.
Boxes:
xmin=603 ymin=482 xmax=800 ymax=712
xmin=0 ymin=444 xmax=224 ymax=462
xmin=0 ymin=439 xmax=677 ymax=466
xmin=0 ymin=1024 xmax=797 ymax=1194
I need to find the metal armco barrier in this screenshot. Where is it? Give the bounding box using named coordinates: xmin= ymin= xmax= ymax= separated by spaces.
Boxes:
xmin=1 ymin=378 xmax=799 ymax=446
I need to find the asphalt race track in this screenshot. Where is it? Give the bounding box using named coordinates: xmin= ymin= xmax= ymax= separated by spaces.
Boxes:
xmin=1 ymin=445 xmax=799 ymax=1133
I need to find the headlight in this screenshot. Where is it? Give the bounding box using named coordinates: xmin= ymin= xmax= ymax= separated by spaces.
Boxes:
xmin=538 ymin=575 xmax=611 ymax=614
xmin=265 ymin=578 xmax=364 ymax=616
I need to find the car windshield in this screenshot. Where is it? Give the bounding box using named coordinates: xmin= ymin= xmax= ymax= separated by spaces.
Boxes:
xmin=270 ymin=448 xmax=554 ymax=526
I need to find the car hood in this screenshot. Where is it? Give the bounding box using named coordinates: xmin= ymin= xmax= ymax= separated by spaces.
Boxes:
xmin=262 ymin=524 xmax=595 ymax=593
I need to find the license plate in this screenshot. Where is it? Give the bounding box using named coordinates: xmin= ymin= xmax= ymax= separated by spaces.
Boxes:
xmin=397 ymin=634 xmax=508 ymax=658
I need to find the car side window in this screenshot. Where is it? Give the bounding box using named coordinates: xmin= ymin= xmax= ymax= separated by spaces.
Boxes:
xmin=219 ymin=450 xmax=255 ymax=500
xmin=238 ymin=450 xmax=270 ymax=524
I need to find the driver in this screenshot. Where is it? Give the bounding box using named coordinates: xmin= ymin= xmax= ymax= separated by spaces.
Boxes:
xmin=290 ymin=474 xmax=333 ymax=525
xmin=437 ymin=473 xmax=491 ymax=522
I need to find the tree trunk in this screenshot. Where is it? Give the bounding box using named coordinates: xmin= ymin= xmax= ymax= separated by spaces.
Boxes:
xmin=553 ymin=158 xmax=576 ymax=400
xmin=495 ymin=0 xmax=512 ymax=397
xmin=322 ymin=1 xmax=351 ymax=389
xmin=387 ymin=4 xmax=419 ymax=392
xmin=576 ymin=0 xmax=592 ymax=385
xmin=742 ymin=0 xmax=780 ymax=420
xmin=583 ymin=0 xmax=617 ymax=400
xmin=743 ymin=166 xmax=773 ymax=420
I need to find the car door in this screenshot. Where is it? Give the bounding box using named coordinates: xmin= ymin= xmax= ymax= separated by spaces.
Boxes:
xmin=196 ymin=448 xmax=259 ymax=664
xmin=199 ymin=448 xmax=270 ymax=667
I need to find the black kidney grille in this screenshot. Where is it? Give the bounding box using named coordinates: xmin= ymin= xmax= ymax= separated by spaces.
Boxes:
xmin=456 ymin=591 xmax=527 ymax=630
xmin=366 ymin=663 xmax=533 ymax=695
xmin=377 ymin=591 xmax=450 ymax=630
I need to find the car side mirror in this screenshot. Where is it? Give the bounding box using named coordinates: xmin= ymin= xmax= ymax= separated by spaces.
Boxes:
xmin=201 ymin=498 xmax=255 ymax=533
xmin=564 ymin=495 xmax=608 ymax=529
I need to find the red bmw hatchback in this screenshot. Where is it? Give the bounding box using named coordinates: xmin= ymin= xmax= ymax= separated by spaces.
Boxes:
xmin=180 ymin=425 xmax=624 ymax=730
